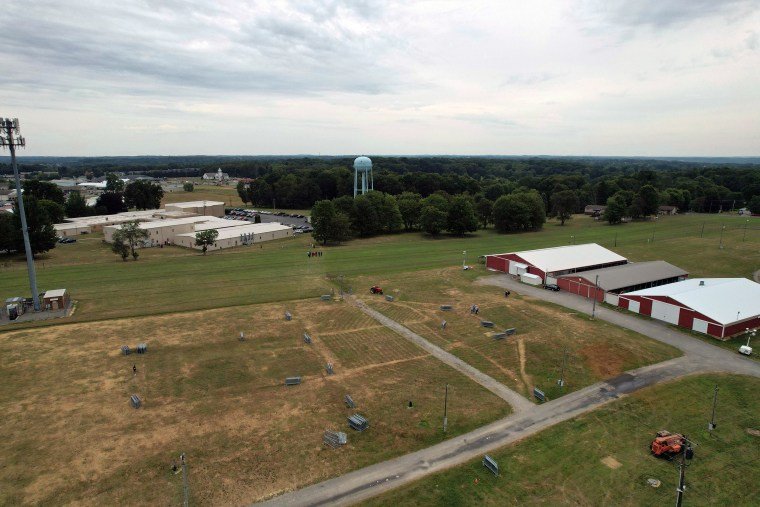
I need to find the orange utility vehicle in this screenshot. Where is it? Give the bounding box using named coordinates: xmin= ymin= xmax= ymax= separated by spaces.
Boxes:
xmin=650 ymin=430 xmax=687 ymax=458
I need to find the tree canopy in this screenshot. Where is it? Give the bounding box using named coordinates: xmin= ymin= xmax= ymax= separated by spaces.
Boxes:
xmin=195 ymin=229 xmax=219 ymax=255
xmin=111 ymin=221 xmax=149 ymax=261
xmin=124 ymin=180 xmax=164 ymax=210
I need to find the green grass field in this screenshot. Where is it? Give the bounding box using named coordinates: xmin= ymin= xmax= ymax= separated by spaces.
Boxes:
xmin=2 ymin=213 xmax=758 ymax=325
xmin=363 ymin=374 xmax=760 ymax=507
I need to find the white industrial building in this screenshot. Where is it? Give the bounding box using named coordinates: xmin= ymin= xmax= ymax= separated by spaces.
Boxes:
xmin=175 ymin=222 xmax=293 ymax=251
xmin=103 ymin=216 xmax=225 ymax=246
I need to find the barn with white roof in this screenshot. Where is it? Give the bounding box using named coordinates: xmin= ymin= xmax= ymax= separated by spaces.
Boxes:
xmin=485 ymin=243 xmax=628 ymax=283
xmin=618 ymin=278 xmax=760 ymax=339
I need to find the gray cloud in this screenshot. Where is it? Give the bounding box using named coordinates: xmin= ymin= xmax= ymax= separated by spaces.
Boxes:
xmin=582 ymin=0 xmax=760 ymax=29
xmin=0 ymin=0 xmax=400 ymax=98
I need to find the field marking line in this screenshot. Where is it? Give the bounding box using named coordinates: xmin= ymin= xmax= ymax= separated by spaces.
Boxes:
xmin=348 ymin=296 xmax=534 ymax=414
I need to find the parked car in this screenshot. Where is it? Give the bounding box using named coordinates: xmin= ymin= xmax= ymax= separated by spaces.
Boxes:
xmin=543 ymin=283 xmax=559 ymax=291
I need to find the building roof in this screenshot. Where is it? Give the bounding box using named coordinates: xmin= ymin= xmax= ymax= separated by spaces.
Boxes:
xmin=560 ymin=260 xmax=688 ymax=291
xmin=503 ymin=243 xmax=627 ymax=273
xmin=116 ymin=216 xmax=212 ymax=230
xmin=193 ymin=218 xmax=243 ymax=231
xmin=623 ymin=278 xmax=760 ymax=325
xmin=177 ymin=222 xmax=291 ymax=241
xmin=165 ymin=201 xmax=225 ymax=209
xmin=43 ymin=289 xmax=67 ymax=298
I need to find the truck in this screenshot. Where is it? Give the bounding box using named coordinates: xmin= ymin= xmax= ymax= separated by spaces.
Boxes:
xmin=650 ymin=430 xmax=687 ymax=458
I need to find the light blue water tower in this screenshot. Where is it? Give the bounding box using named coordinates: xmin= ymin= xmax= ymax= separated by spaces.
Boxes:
xmin=353 ymin=156 xmax=373 ymax=198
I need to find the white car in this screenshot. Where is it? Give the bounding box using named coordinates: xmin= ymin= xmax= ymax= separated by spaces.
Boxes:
xmin=738 ymin=345 xmax=753 ymax=356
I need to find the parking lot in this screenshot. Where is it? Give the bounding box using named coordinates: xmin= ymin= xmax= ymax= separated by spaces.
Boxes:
xmin=224 ymin=208 xmax=313 ymax=233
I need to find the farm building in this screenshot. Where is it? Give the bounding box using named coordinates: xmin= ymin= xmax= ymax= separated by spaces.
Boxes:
xmin=42 ymin=289 xmax=70 ymax=311
xmin=486 ymin=243 xmax=628 ymax=283
xmin=557 ymin=261 xmax=689 ymax=303
xmin=164 ymin=201 xmax=224 ymax=217
xmin=174 ymin=222 xmax=292 ymax=251
xmin=618 ymin=278 xmax=760 ymax=339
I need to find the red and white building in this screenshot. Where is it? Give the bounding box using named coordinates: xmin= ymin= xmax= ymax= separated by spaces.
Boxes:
xmin=486 ymin=243 xmax=628 ymax=283
xmin=556 ymin=260 xmax=688 ymax=303
xmin=618 ymin=278 xmax=760 ymax=339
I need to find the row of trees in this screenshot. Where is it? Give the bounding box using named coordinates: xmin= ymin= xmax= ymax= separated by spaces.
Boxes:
xmin=310 ymin=190 xmax=546 ymax=244
xmin=231 ymin=160 xmax=757 ymax=216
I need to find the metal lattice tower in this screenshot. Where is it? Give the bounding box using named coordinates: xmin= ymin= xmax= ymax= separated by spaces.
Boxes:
xmin=1 ymin=117 xmax=40 ymax=311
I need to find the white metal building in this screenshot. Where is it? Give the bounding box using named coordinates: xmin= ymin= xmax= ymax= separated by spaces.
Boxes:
xmin=618 ymin=278 xmax=760 ymax=339
xmin=174 ymin=222 xmax=293 ymax=251
xmin=165 ymin=201 xmax=225 ymax=217
xmin=486 ymin=243 xmax=628 ymax=282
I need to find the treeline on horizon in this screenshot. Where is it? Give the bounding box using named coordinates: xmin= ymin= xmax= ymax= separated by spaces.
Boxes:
xmin=3 ymin=155 xmax=760 ymax=213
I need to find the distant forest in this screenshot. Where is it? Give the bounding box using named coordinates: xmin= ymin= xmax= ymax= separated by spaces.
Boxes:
xmin=2 ymin=155 xmax=759 ymax=213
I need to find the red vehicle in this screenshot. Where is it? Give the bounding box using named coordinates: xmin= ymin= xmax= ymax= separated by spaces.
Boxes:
xmin=650 ymin=430 xmax=687 ymax=458
xmin=370 ymin=286 xmax=384 ymax=295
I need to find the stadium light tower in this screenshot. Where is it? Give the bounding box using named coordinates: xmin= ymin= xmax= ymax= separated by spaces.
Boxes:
xmin=1 ymin=117 xmax=41 ymax=311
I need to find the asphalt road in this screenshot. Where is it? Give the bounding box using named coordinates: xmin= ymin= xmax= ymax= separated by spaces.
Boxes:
xmin=255 ymin=276 xmax=760 ymax=507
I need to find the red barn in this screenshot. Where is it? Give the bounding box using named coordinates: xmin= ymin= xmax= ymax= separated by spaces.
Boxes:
xmin=618 ymin=278 xmax=760 ymax=339
xmin=485 ymin=243 xmax=628 ymax=283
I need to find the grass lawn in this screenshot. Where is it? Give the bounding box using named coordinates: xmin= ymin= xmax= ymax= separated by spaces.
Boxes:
xmin=363 ymin=374 xmax=760 ymax=507
xmin=161 ymin=183 xmax=244 ymax=208
xmin=1 ymin=213 xmax=758 ymax=326
xmin=0 ymin=299 xmax=510 ymax=506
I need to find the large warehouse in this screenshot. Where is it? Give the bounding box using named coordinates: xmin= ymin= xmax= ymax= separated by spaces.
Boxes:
xmin=486 ymin=243 xmax=628 ymax=282
xmin=174 ymin=223 xmax=292 ymax=251
xmin=618 ymin=278 xmax=760 ymax=339
xmin=103 ymin=216 xmax=219 ymax=245
xmin=557 ymin=260 xmax=688 ymax=303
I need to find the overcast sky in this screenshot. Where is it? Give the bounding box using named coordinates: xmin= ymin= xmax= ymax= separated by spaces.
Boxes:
xmin=2 ymin=0 xmax=759 ymax=157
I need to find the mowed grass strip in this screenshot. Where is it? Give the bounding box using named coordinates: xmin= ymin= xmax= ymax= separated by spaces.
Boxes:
xmin=0 ymin=299 xmax=510 ymax=506
xmin=363 ymin=374 xmax=760 ymax=507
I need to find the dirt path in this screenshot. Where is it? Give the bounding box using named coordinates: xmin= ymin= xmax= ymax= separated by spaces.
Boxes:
xmin=517 ymin=338 xmax=533 ymax=391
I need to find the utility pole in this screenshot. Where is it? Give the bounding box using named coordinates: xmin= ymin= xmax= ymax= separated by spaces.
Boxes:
xmin=708 ymin=384 xmax=718 ymax=432
xmin=181 ymin=453 xmax=189 ymax=507
xmin=743 ymin=219 xmax=749 ymax=242
xmin=443 ymin=383 xmax=449 ymax=433
xmin=558 ymin=348 xmax=567 ymax=390
xmin=675 ymin=443 xmax=693 ymax=507
xmin=719 ymin=225 xmax=725 ymax=249
xmin=1 ymin=117 xmax=40 ymax=311
xmin=462 ymin=250 xmax=467 ymax=269
xmin=700 ymin=222 xmax=705 ymax=238
xmin=591 ymin=275 xmax=599 ymax=319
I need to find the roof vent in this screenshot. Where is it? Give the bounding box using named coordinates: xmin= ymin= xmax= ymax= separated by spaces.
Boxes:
xmin=699 ymin=281 xmax=705 ymax=286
